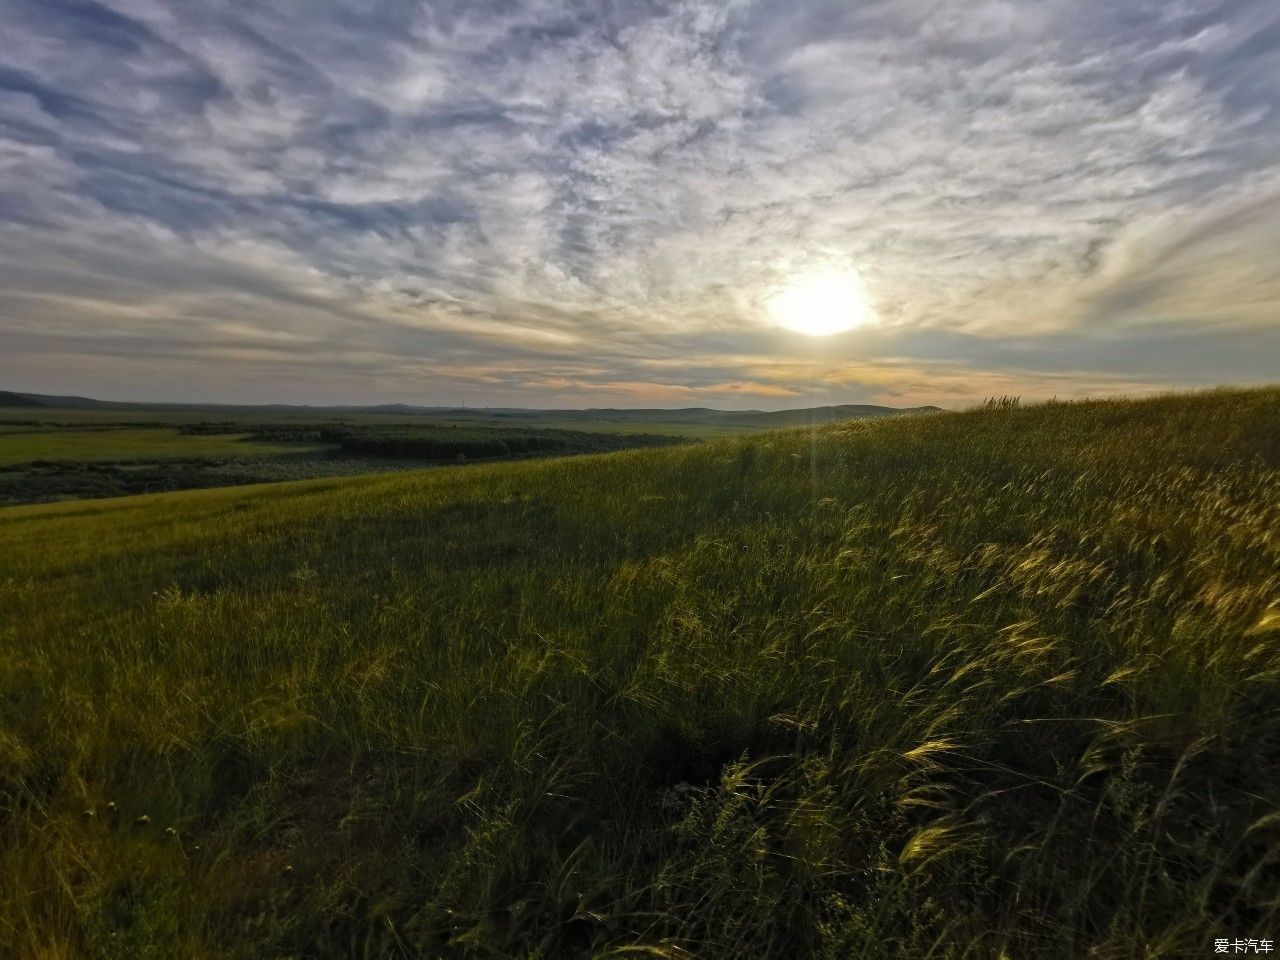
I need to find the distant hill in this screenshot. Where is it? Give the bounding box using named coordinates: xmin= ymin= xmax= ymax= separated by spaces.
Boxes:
xmin=696 ymin=403 xmax=942 ymax=428
xmin=0 ymin=391 xmax=44 ymax=408
xmin=367 ymin=403 xmax=453 ymax=414
xmin=364 ymin=403 xmax=942 ymax=427
xmin=0 ymin=390 xmax=941 ymax=424
xmin=0 ymin=390 xmax=127 ymax=409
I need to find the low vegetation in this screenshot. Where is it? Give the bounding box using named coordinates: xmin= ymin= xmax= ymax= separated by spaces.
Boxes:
xmin=0 ymin=455 xmax=440 ymax=506
xmin=0 ymin=427 xmax=312 ymax=466
xmin=1 ymin=388 xmax=1278 ymax=957
xmin=0 ymin=420 xmax=690 ymax=505
xmin=319 ymin=425 xmax=686 ymax=460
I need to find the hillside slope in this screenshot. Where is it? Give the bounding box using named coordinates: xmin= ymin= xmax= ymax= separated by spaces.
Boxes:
xmin=0 ymin=390 xmax=44 ymax=408
xmin=1 ymin=388 xmax=1278 ymax=958
xmin=0 ymin=390 xmax=125 ymax=409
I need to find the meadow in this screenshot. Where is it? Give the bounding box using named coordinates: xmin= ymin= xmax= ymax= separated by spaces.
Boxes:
xmin=321 ymin=425 xmax=686 ymax=460
xmin=1 ymin=388 xmax=1278 ymax=958
xmin=0 ymin=415 xmax=694 ymax=506
xmin=0 ymin=428 xmax=314 ymax=466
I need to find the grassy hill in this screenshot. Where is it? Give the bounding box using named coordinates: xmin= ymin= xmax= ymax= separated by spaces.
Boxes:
xmin=0 ymin=391 xmax=43 ymax=408
xmin=1 ymin=388 xmax=1278 ymax=958
xmin=0 ymin=390 xmax=127 ymax=409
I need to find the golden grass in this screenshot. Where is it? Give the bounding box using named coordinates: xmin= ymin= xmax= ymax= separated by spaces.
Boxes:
xmin=0 ymin=387 xmax=1277 ymax=957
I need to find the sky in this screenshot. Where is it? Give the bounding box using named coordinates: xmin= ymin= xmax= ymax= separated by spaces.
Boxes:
xmin=0 ymin=0 xmax=1278 ymax=409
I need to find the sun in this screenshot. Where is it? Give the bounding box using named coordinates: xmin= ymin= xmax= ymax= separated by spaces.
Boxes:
xmin=767 ymin=268 xmax=874 ymax=336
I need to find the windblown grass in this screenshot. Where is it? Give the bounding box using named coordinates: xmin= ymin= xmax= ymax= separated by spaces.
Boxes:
xmin=1 ymin=387 xmax=1278 ymax=958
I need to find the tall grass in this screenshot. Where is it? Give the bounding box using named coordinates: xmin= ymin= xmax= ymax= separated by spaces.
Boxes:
xmin=1 ymin=387 xmax=1278 ymax=958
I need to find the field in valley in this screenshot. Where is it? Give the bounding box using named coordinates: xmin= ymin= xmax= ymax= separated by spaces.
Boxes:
xmin=0 ymin=397 xmax=934 ymax=507
xmin=0 ymin=427 xmax=320 ymax=465
xmin=0 ymin=408 xmax=701 ymax=506
xmin=1 ymin=388 xmax=1278 ymax=957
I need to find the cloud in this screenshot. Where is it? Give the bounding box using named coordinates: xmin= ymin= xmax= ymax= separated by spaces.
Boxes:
xmin=0 ymin=0 xmax=1277 ymax=406
xmin=1082 ymin=167 xmax=1280 ymax=328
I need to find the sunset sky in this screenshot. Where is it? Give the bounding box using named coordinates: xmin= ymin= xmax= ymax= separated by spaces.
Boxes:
xmin=1 ymin=0 xmax=1278 ymax=408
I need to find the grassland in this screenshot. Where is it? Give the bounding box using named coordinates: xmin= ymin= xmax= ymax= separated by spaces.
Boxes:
xmin=1 ymin=388 xmax=1278 ymax=958
xmin=0 ymin=416 xmax=692 ymax=506
xmin=0 ymin=406 xmax=755 ymax=439
xmin=0 ymin=428 xmax=316 ymax=465
xmin=322 ymin=425 xmax=685 ymax=460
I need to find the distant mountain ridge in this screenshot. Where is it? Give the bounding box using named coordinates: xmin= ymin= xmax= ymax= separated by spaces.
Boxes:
xmin=1 ymin=390 xmax=942 ymax=426
xmin=438 ymin=403 xmax=943 ymax=428
xmin=1 ymin=390 xmax=135 ymax=408
xmin=0 ymin=391 xmax=44 ymax=408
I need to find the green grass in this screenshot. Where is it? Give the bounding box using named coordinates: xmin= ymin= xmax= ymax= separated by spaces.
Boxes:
xmin=0 ymin=420 xmax=689 ymax=506
xmin=382 ymin=415 xmax=751 ymax=438
xmin=0 ymin=428 xmax=320 ymax=465
xmin=323 ymin=425 xmax=687 ymax=460
xmin=1 ymin=388 xmax=1278 ymax=958
xmin=0 ymin=406 xmax=746 ymax=439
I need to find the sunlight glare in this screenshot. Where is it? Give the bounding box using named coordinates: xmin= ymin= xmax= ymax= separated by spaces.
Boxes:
xmin=767 ymin=268 xmax=874 ymax=336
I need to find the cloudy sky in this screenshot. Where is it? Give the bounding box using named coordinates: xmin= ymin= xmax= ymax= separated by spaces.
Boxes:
xmin=1 ymin=0 xmax=1278 ymax=408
